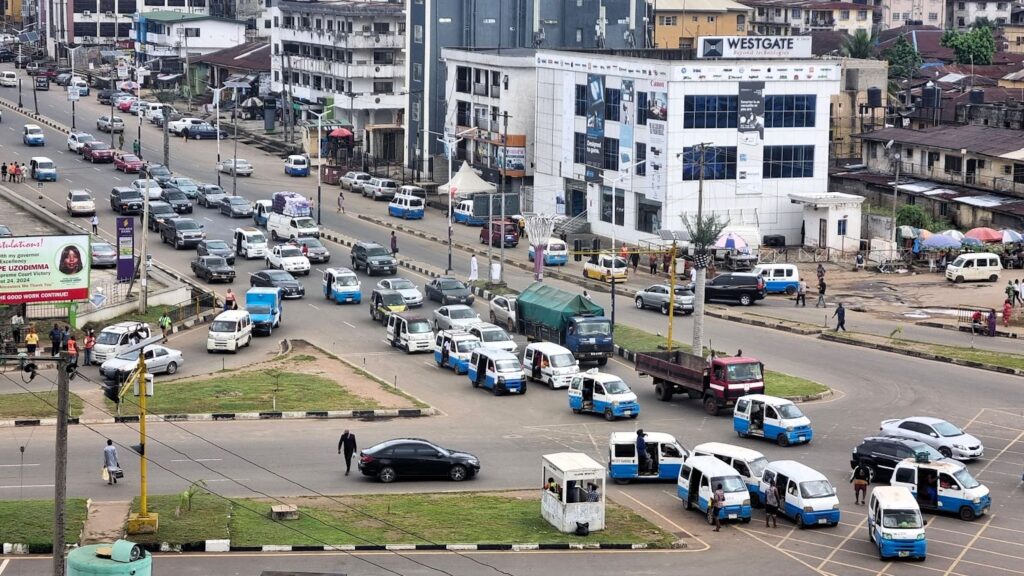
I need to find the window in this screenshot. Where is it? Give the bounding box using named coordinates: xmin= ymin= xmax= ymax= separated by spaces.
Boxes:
xmin=574 ymin=132 xmax=586 ymax=164
xmin=957 ymin=1 xmax=965 ymax=8
xmin=928 ymin=11 xmax=938 ymax=19
xmin=837 ymin=218 xmax=847 ymax=236
xmin=604 ymin=87 xmax=620 ymax=122
xmin=682 ymin=146 xmax=737 ymax=180
xmin=939 ymin=202 xmax=948 ymax=216
xmin=456 ymin=66 xmax=471 ymax=93
xmin=637 ymin=92 xmax=649 ymax=125
xmin=99 ymin=22 xmax=115 ymax=36
xmin=857 ymin=10 xmax=867 ymax=20
xmin=737 ymin=14 xmax=746 ymax=30
xmin=372 ymin=81 xmax=393 ymax=93
xmin=944 ymin=155 xmax=962 ymax=175
xmin=1014 ymin=163 xmax=1024 ymax=184
xmin=978 ymin=2 xmax=986 ymax=9
xmin=636 ymin=194 xmax=661 ymax=233
xmin=894 ymin=467 xmax=915 ymax=483
xmin=659 ymin=15 xmax=678 ymax=25
xmin=74 ymin=0 xmax=97 ymax=12
xmin=840 ymin=9 xmax=850 ymax=19
xmin=372 ymin=21 xmax=389 ymax=34
xmin=576 ymin=28 xmax=583 ymax=42
xmin=764 ymin=145 xmax=814 ymax=178
xmin=414 ymin=24 xmax=423 ymax=43
xmin=575 ymin=84 xmax=587 ymax=116
xmin=413 ymin=63 xmax=422 ymax=81
xmin=683 ymin=95 xmax=738 ymax=129
xmin=764 ymin=95 xmax=816 ymax=128
xmin=73 ymin=22 xmax=98 ymax=36
xmin=707 ymin=16 xmax=715 ymax=22
xmin=603 ymin=138 xmax=619 ymax=171
xmin=119 ymin=0 xmax=136 ymax=12
xmin=791 ymin=8 xmax=801 ymax=16
xmin=601 ymin=186 xmax=624 ymax=225
xmin=635 ymin=142 xmax=646 ymax=175
xmin=998 ymin=2 xmax=1007 ymax=8
xmin=373 ymin=51 xmax=394 ymax=65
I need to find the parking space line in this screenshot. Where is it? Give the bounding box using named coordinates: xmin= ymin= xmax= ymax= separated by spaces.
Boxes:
xmin=0 ymin=558 xmax=8 ymax=575
xmin=817 ymin=516 xmax=868 ymax=570
xmin=774 ymin=525 xmax=798 ymax=549
xmin=614 ymin=490 xmax=709 ymax=552
xmin=343 ymin=321 xmax=355 ymax=329
xmin=735 ymin=527 xmax=834 ymax=575
xmin=976 ymin=430 xmax=1024 ymax=479
xmin=943 ymin=514 xmax=995 ymax=576
xmin=958 ymin=558 xmax=1024 ymax=575
xmin=985 ymin=524 xmax=1024 ymax=536
xmin=308 ymin=303 xmax=320 ymax=310
xmin=969 ymin=420 xmax=1024 ymax=432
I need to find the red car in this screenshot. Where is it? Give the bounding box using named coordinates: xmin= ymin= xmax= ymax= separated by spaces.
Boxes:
xmin=116 ymin=98 xmax=136 ymax=112
xmin=479 ymin=219 xmax=520 ymax=248
xmin=114 ymin=152 xmax=143 ymax=173
xmin=83 ymin=141 xmax=115 ymax=163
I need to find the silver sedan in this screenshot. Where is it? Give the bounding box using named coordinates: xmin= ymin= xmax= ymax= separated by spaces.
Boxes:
xmin=99 ymin=344 xmax=185 ymax=380
xmin=634 ymin=284 xmax=695 ymax=315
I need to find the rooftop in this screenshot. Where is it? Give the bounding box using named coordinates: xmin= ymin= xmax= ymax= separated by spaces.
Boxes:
xmin=140 ymin=10 xmax=244 ymax=25
xmin=193 ymin=41 xmax=270 ymax=72
xmin=654 ymin=0 xmax=753 ymax=12
xmin=856 ymin=125 xmax=1024 ymax=157
xmin=277 ymin=0 xmax=403 ymax=16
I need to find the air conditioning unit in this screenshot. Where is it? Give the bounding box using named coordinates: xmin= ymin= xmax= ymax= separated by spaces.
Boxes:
xmin=83 ymin=10 xmax=91 ymax=16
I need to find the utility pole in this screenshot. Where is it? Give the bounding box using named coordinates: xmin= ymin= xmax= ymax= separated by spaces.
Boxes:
xmin=138 ymin=167 xmax=151 ymax=314
xmin=53 ymin=354 xmax=70 ymax=576
xmin=126 ymin=354 xmax=158 ymax=534
xmin=232 ymin=90 xmax=239 ymax=197
xmin=499 ymin=111 xmax=509 ymax=284
xmin=162 ymin=104 xmax=170 ymax=168
xmin=691 ymin=142 xmax=711 ymax=356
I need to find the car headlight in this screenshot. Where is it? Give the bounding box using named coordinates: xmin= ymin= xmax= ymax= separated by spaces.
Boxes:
xmin=973 ymin=497 xmax=981 ymax=504
xmin=832 ymin=504 xmax=840 ymax=510
xmin=612 ymin=400 xmax=620 ymax=407
xmin=497 ymin=376 xmax=505 ymax=384
xmin=953 ymin=444 xmax=966 ymax=450
xmin=882 ymin=531 xmax=894 ymax=539
xmin=803 ymin=506 xmax=813 ymax=513
xmin=786 ymin=426 xmax=794 ymax=432
xmin=916 ymin=533 xmax=926 ymax=540
xmin=742 ymin=499 xmax=750 ymax=506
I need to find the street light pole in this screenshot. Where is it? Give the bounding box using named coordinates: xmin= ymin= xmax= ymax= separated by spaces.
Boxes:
xmin=232 ymin=90 xmax=239 ymax=197
xmin=306 ymin=110 xmax=326 ymax=225
xmin=436 ymin=126 xmax=478 ymax=274
xmin=601 ymin=160 xmax=646 ymax=330
xmin=210 ymin=87 xmax=224 ymax=186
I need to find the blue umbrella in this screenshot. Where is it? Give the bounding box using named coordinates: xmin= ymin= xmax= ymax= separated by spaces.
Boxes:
xmin=921 ymin=235 xmax=961 ymax=250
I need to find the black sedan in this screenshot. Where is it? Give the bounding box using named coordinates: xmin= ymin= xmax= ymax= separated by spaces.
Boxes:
xmin=197 ymin=239 xmax=235 ymax=264
xmin=219 ymin=196 xmax=253 ymax=218
xmin=159 ymin=188 xmax=193 ymax=214
xmin=425 ymin=276 xmax=475 ymax=305
xmin=191 ymin=256 xmax=235 ymax=283
xmin=145 ymin=163 xmax=173 ymax=185
xmin=186 ymin=123 xmax=225 ymax=140
xmin=358 ymin=438 xmax=480 ymax=483
xmin=250 ymin=269 xmax=305 ymax=299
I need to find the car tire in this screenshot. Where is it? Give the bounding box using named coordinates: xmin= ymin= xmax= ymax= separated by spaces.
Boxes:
xmin=635 ymin=297 xmax=644 ymax=309
xmin=597 ymin=357 xmax=607 ymax=366
xmin=939 ymin=446 xmax=952 ymax=458
xmin=604 ymin=409 xmax=616 ymax=422
xmin=777 ymin=434 xmax=789 ymax=447
xmin=378 ymin=466 xmax=397 ymax=483
xmin=508 ymin=319 xmax=515 ymax=333
xmin=739 ymin=293 xmax=753 ymax=306
xmin=785 ymin=285 xmax=797 ymax=295
xmin=660 ymin=303 xmax=669 ymax=315
xmin=449 ymin=465 xmax=468 ymax=482
xmin=990 ymin=274 xmax=999 ymax=282
xmin=165 ymin=362 xmax=177 ymax=375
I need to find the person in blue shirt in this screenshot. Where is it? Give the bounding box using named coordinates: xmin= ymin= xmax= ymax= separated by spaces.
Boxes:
xmin=636 ymin=430 xmax=649 ymax=473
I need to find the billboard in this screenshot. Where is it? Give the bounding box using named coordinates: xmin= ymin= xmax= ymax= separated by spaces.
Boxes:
xmin=698 ymin=36 xmax=813 ymax=59
xmin=0 ymin=235 xmax=91 ymax=304
xmin=619 ymin=79 xmax=635 ymax=169
xmin=116 ymin=217 xmax=135 ymax=282
xmin=646 ymin=81 xmax=668 ymax=202
xmin=495 ymin=147 xmax=526 ymax=171
xmin=584 ymin=73 xmax=605 ymax=183
xmin=737 ymin=81 xmax=765 ymax=187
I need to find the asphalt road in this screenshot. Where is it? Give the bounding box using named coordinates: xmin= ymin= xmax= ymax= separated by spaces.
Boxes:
xmin=0 ymin=68 xmax=1022 ymax=576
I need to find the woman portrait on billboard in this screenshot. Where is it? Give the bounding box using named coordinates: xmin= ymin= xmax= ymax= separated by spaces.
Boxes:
xmin=59 ymin=245 xmax=84 ymax=275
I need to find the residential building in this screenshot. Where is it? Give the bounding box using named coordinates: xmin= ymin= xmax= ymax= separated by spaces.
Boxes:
xmin=830 ymin=58 xmax=888 ymax=161
xmin=879 ymin=0 xmax=945 ymax=29
xmin=948 ymin=0 xmax=1012 ymax=30
xmin=1005 ymin=24 xmax=1024 ymax=53
xmin=806 ymin=2 xmax=874 ymax=35
xmin=270 ymin=0 xmax=406 ymax=161
xmin=443 ymin=48 xmax=536 ymax=190
xmin=652 ymin=0 xmax=753 ymax=49
xmin=49 ymin=0 xmax=210 ymax=55
xmin=746 ymin=0 xmax=808 ymax=35
xmin=133 ymin=11 xmax=246 ymax=67
xmin=955 ymin=99 xmax=1024 ymax=129
xmin=532 ymin=48 xmax=841 ymax=245
xmin=406 ymin=0 xmax=647 ymax=178
xmin=191 ymin=41 xmax=270 ymax=98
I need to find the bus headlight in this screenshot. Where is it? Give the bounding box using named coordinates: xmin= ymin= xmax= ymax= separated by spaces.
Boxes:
xmin=742 ymin=499 xmax=750 ymax=506
xmin=973 ymin=497 xmax=981 ymax=504
xmin=803 ymin=506 xmax=813 ymax=513
xmin=916 ymin=533 xmax=926 ymax=540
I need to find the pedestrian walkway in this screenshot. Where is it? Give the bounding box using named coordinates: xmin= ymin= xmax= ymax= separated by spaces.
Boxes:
xmin=80 ymin=500 xmax=130 ymax=545
xmin=76 ymin=387 xmax=113 ymax=421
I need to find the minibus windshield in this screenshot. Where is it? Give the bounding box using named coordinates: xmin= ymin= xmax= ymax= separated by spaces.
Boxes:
xmin=777 ymin=404 xmax=805 ymax=419
xmin=408 ymin=321 xmax=431 ymax=334
xmin=882 ymin=509 xmax=923 ymax=529
xmin=603 ymin=380 xmax=630 ymax=395
xmin=495 ymin=359 xmax=521 ymax=372
xmin=457 ymin=340 xmax=481 ymax=353
xmin=799 ymin=480 xmax=835 ymax=498
xmin=550 ymin=353 xmax=576 ymax=368
xmin=576 ymin=320 xmax=611 ymax=336
xmin=712 ymin=476 xmax=747 ymax=493
xmin=748 ymin=457 xmax=769 ymax=479
xmin=210 ymin=320 xmax=239 ymax=333
xmin=953 ymin=468 xmax=981 ymax=489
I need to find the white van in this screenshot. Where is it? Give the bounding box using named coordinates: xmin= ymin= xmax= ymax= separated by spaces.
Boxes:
xmin=690 ymin=442 xmax=769 ymax=504
xmin=453 ymin=199 xmax=485 ymax=225
xmin=385 ymin=313 xmax=434 ymax=353
xmin=758 ymin=460 xmax=840 ymax=527
xmin=890 ymin=457 xmax=990 ymax=521
xmin=945 ymin=252 xmax=1002 ymax=283
xmin=733 ymin=394 xmax=813 ymax=446
xmin=92 ymin=322 xmax=154 ymax=363
xmin=752 ymin=264 xmax=801 ymax=295
xmin=523 ymin=342 xmax=578 ymax=389
xmin=388 ymin=194 xmax=425 ymax=220
xmin=868 ymin=486 xmax=927 ymax=560
xmin=0 ymin=71 xmax=16 ymax=87
xmin=266 ymin=212 xmax=319 ymax=240
xmin=206 ymin=310 xmax=253 ymax=353
xmin=677 ymin=455 xmax=752 ymax=523
xmin=396 ymin=185 xmax=427 ymax=199
xmin=528 ymin=238 xmax=569 ymax=266
xmin=70 ymin=78 xmax=89 ymax=96
xmin=233 ymin=227 xmax=268 ymax=259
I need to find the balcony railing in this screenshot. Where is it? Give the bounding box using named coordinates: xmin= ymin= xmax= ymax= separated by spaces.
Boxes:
xmin=472 ymin=83 xmax=489 ymax=97
xmin=890 ymin=159 xmax=1024 ymax=198
xmin=456 ymin=113 xmax=472 ymax=127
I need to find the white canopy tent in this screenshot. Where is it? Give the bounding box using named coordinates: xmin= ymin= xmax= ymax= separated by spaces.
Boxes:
xmin=438 ymin=161 xmax=497 ymax=199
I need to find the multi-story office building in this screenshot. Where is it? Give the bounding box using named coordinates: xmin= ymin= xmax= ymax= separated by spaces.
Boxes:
xmin=270 ymin=0 xmax=405 ymax=160
xmin=133 ymin=11 xmax=246 ymax=65
xmin=406 ymin=0 xmax=647 ymax=177
xmin=532 ymin=48 xmax=841 ymax=245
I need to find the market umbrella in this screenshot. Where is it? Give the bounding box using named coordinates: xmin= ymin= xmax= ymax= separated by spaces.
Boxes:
xmin=964 ymin=227 xmax=1002 ymax=243
xmin=939 ymin=229 xmax=965 ymax=241
xmin=961 ymin=237 xmax=984 ymax=247
xmin=329 ymin=127 xmax=353 ymax=138
xmin=897 ymin=225 xmax=919 ymax=239
xmin=917 ymin=229 xmax=933 ymax=240
xmin=714 ymin=232 xmax=748 ymax=251
xmin=921 ymin=235 xmax=962 ymax=250
xmin=1000 ymin=229 xmax=1023 ymax=244
xmin=240 ymin=96 xmax=263 ymax=107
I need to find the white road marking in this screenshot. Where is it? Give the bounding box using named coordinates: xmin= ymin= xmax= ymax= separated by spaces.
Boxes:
xmin=308 ymin=303 xmax=320 ymax=310
xmin=113 ymin=176 xmax=122 ymax=181
xmin=65 ymin=179 xmax=72 ymax=183
xmin=0 ymin=463 xmax=39 ymax=468
xmin=169 ymin=458 xmax=222 ymax=463
xmin=203 ymin=217 xmax=213 ymax=222
xmin=343 ymin=321 xmax=355 ymax=328
xmin=93 ymin=167 xmax=101 ymax=171
xmin=0 ymin=484 xmax=55 ymax=489
xmin=205 ymin=478 xmax=248 ymax=483
xmin=0 ymin=558 xmax=9 ymax=575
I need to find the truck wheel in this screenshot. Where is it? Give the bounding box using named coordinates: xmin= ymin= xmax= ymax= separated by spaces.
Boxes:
xmin=604 ymin=409 xmax=616 ymax=421
xmin=703 ymin=396 xmax=720 ymax=416
xmin=959 ymin=507 xmax=976 ymax=521
xmin=777 ymin=434 xmax=789 ymax=447
xmin=655 ymin=382 xmax=673 ymax=401
xmin=597 ymin=357 xmax=607 ymax=366
xmin=271 ymin=230 xmax=279 ymax=241
xmin=613 ymin=477 xmax=631 ymax=485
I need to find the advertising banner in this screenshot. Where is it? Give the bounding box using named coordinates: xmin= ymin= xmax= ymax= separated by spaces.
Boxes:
xmin=562 ymin=71 xmax=575 ymax=178
xmin=496 ymin=147 xmax=526 ymax=171
xmin=698 ymin=36 xmax=813 ymax=59
xmin=646 ymin=81 xmax=668 ymax=201
xmin=619 ymin=79 xmax=635 ymax=170
xmin=0 ymin=235 xmax=91 ymax=304
xmin=737 ymin=81 xmax=765 ymax=187
xmin=584 ymin=73 xmax=605 ymax=183
xmin=116 ymin=217 xmax=135 ymax=282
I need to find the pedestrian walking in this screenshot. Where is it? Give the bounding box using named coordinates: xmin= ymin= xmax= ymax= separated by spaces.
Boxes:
xmin=103 ymin=439 xmax=120 ymax=485
xmin=48 ymin=323 xmax=61 ymax=356
xmin=1 ymin=161 xmax=7 ymax=181
xmin=337 ymin=190 xmax=345 ymax=214
xmin=662 ymin=252 xmax=671 ymax=276
xmin=118 ymin=132 xmax=125 ymax=150
xmin=1004 ymin=299 xmax=1013 ymax=327
xmin=648 ymin=253 xmax=657 ymax=275
xmin=711 ymin=483 xmax=725 ymax=531
xmin=224 ymin=288 xmax=236 ymax=311
xmin=583 ymin=290 xmax=593 ymax=302
xmin=390 ymin=231 xmax=398 ymax=255
xmin=764 ymin=479 xmax=780 ymax=528
xmin=816 ymin=263 xmax=826 ymax=282
xmin=850 ymin=462 xmax=871 ymax=505
xmin=132 ymin=139 xmax=140 ymax=156
xmin=13 ymin=163 xmax=22 ymax=183
xmin=1006 ymin=281 xmax=1017 ymax=308
xmin=636 ymin=430 xmax=649 ymax=473
xmin=83 ymin=329 xmax=95 ymax=366
xmin=630 ymin=251 xmax=640 ymax=273
xmin=90 ymin=214 xmax=99 ymax=235
xmin=987 ymin=309 xmax=997 ymax=336
xmin=11 ymin=312 xmax=23 ymax=344
xmin=158 ymin=311 xmax=172 ymax=342
xmin=66 ymin=333 xmax=78 ymax=366
xmin=469 ymin=254 xmax=479 ymax=282
xmin=337 ymin=429 xmax=358 ymax=475
xmin=795 ymin=279 xmax=807 ymax=307
xmin=25 ymin=327 xmax=38 ymax=356
xmin=61 ymin=325 xmax=70 ymax=351
xmin=8 ymin=162 xmax=15 ymax=182
xmin=1016 ymin=278 xmax=1024 ymax=307
xmin=833 ymin=302 xmax=847 ymax=331
xmin=815 ymin=279 xmax=827 ymax=308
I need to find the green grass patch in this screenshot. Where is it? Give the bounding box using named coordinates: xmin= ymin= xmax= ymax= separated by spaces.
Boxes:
xmin=0 ymin=391 xmax=84 ymax=419
xmin=226 ymin=493 xmax=674 ymax=547
xmin=468 ymin=280 xmax=518 ymax=296
xmin=287 ymin=354 xmax=317 ymax=363
xmin=109 ymin=369 xmax=384 ymax=415
xmin=0 ymin=499 xmax=88 ymax=546
xmin=765 ymin=372 xmax=829 ymax=398
xmin=128 ymin=493 xmax=231 ymax=545
xmin=833 ymin=332 xmax=1024 ymax=372
xmin=615 ymin=324 xmax=686 ymax=353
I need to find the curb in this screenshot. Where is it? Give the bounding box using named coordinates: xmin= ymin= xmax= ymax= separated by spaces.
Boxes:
xmin=0 ymin=408 xmax=437 ymax=428
xmin=126 ymin=541 xmax=653 ymax=554
xmin=914 ymin=320 xmax=1020 ymax=339
xmin=702 ymin=309 xmax=822 ymax=336
xmin=818 ymin=333 xmax=1024 ymax=377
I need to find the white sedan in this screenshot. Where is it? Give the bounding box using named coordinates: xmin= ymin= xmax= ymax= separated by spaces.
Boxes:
xmin=66 ymin=132 xmax=97 ymax=153
xmin=266 ymin=244 xmax=310 ymax=275
xmin=66 ymin=189 xmax=96 ymax=216
xmin=376 ymin=277 xmax=424 ymax=307
xmin=432 ymin=305 xmax=481 ymax=331
xmin=131 ymin=179 xmax=164 ymax=200
xmin=99 ymin=344 xmax=184 ymax=381
xmin=880 ymin=416 xmax=984 ymax=460
xmin=218 ymin=159 xmax=254 ymax=176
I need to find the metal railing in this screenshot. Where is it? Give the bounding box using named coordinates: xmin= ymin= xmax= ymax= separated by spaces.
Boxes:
xmin=25 ymin=279 xmax=134 ymax=320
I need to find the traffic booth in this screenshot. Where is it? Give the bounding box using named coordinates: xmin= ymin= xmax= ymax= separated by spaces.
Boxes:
xmin=541 ymin=452 xmax=605 ymax=533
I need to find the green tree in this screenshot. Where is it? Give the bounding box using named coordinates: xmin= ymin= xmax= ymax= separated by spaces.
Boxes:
xmin=896 ymin=205 xmax=932 ymax=229
xmin=843 ymin=29 xmax=874 ymax=59
xmin=681 ymin=212 xmax=729 ymax=355
xmin=940 ymin=26 xmax=996 ymax=65
xmin=882 ymin=36 xmax=923 ymax=80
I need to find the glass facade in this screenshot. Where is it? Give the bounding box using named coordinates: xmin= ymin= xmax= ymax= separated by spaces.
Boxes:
xmin=682 ymin=146 xmax=737 ymax=180
xmin=764 ymin=145 xmax=815 ymax=178
xmin=683 ymin=96 xmax=738 ymax=129
xmin=764 ymin=95 xmax=816 ymax=128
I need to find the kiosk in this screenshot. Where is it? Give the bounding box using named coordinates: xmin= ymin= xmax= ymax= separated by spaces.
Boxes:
xmin=541 ymin=452 xmax=606 ymax=533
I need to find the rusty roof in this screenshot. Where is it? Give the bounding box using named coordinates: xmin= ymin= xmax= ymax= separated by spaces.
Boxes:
xmin=855 ymin=125 xmax=1024 ymax=156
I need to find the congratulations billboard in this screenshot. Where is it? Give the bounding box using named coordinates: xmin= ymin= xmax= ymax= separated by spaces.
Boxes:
xmin=0 ymin=235 xmax=91 ymax=304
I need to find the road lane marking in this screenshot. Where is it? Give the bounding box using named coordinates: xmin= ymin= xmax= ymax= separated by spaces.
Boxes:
xmin=735 ymin=526 xmax=834 ymax=575
xmin=93 ymin=167 xmax=101 ymax=171
xmin=615 ymin=490 xmax=709 ymax=552
xmin=169 ymin=458 xmax=222 ymax=463
xmin=343 ymin=321 xmax=355 ymax=328
xmin=816 ymin=515 xmax=867 ymax=570
xmin=0 ymin=558 xmax=8 ymax=575
xmin=203 ymin=217 xmax=213 ymax=222
xmin=0 ymin=463 xmax=39 ymax=467
xmin=0 ymin=484 xmax=55 ymax=489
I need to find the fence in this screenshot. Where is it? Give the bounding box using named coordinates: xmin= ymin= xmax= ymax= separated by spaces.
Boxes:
xmin=25 ymin=279 xmax=134 ymax=321
xmin=158 ymin=290 xmax=220 ymax=324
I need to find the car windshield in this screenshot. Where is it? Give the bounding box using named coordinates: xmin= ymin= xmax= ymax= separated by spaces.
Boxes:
xmin=576 ymin=321 xmax=611 ymax=337
xmin=37 ymin=162 xmax=54 ymax=169
xmin=93 ymin=244 xmax=115 ymax=253
xmin=951 ymin=256 xmax=966 ymax=267
xmin=96 ymin=331 xmax=123 ymax=345
xmin=366 ymin=247 xmax=390 ymax=257
xmin=89 ymin=143 xmax=110 ymax=151
xmin=712 ymin=476 xmax=748 ymax=493
xmin=228 ymin=197 xmax=248 ymax=205
xmin=210 ymin=320 xmax=238 ymax=332
xmin=71 ymin=193 xmax=91 ymax=201
xmin=149 ymin=165 xmax=170 ymax=176
xmin=439 ymin=280 xmax=465 ymax=291
xmin=549 ymin=242 xmax=567 ymax=251
xmin=408 ymin=320 xmax=431 ymax=334
xmin=748 ymin=457 xmax=769 ymax=479
xmin=27 ymin=127 xmax=42 ymax=135
xmin=291 ymin=158 xmax=307 ymax=166
xmin=266 ymin=271 xmax=292 ymax=281
xmin=906 ymin=442 xmax=944 ymax=461
xmin=165 ymin=191 xmax=186 ymax=201
xmin=248 ymin=305 xmax=271 ymax=315
xmin=203 ymin=186 xmax=224 ymax=194
xmin=336 ymin=275 xmax=358 ymax=287
xmin=205 ymin=257 xmax=226 ymax=267
xmin=457 ymin=340 xmax=481 ymax=353
xmin=777 ymin=404 xmax=804 ymax=419
xmin=449 ymin=308 xmax=477 ymax=320
xmin=175 ymin=221 xmax=199 ymax=230
xmin=549 ymin=353 xmax=576 ymax=367
xmin=301 ymin=239 xmax=324 ymax=249
xmin=882 ymin=509 xmax=924 ymax=529
xmin=206 ymin=240 xmax=229 ymax=250
xmin=726 ymin=362 xmax=763 ymax=382
xmin=279 ymin=247 xmax=302 ymax=258
xmin=495 ymin=359 xmax=521 ymax=372
xmin=115 ymin=349 xmax=142 ymax=361
xmin=176 ymin=178 xmax=196 ymax=187
xmin=380 ymin=293 xmax=405 ymax=306
xmin=390 ymin=279 xmax=415 ymax=290
xmin=799 ymin=480 xmax=835 ymax=499
xmin=121 ymin=191 xmax=142 ymax=200
xmin=77 ymin=133 xmax=96 ymax=142
xmin=247 ymin=234 xmax=266 ymax=244
xmin=152 ymin=206 xmax=174 ymax=216
xmin=932 ymin=421 xmax=964 ymax=437
xmin=294 ymin=218 xmax=315 ymax=228
xmin=603 ymin=379 xmax=630 ymax=394
xmin=480 ymin=329 xmax=510 ymax=342
xmin=953 ymin=467 xmax=981 ymax=489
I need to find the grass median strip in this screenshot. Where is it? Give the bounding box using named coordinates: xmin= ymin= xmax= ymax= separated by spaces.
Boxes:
xmin=137 ymin=492 xmax=675 ymax=547
xmin=128 ymin=493 xmax=231 ymax=545
xmin=0 ymin=391 xmax=84 ymax=419
xmin=0 ymin=499 xmax=87 ymax=546
xmin=830 ymin=331 xmax=1024 ymax=372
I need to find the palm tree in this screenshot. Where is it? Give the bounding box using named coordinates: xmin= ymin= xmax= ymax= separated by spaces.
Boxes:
xmin=843 ymin=29 xmax=874 ymax=59
xmin=682 ymin=212 xmax=729 ymax=356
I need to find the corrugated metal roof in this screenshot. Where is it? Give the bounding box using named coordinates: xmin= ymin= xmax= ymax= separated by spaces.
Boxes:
xmin=857 ymin=125 xmax=1024 ymax=157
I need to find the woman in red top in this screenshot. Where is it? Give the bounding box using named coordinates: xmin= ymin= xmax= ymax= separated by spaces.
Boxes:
xmin=1004 ymin=299 xmax=1013 ymax=327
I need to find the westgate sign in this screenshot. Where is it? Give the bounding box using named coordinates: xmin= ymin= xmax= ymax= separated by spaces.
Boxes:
xmin=698 ymin=36 xmax=813 ymax=59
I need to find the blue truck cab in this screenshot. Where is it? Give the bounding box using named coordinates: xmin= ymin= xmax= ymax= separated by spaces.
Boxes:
xmin=245 ymin=287 xmax=282 ymax=335
xmin=467 ymin=348 xmax=526 ymax=395
xmin=516 ymin=282 xmax=614 ymax=365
